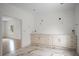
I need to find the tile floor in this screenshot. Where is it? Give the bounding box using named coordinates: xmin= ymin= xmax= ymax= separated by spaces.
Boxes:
xmin=11 ymin=45 xmax=77 ymax=56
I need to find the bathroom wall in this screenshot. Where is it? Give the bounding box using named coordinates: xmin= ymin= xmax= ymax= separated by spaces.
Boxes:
xmin=75 ymin=4 xmax=79 ymax=54
xmin=34 ymin=4 xmax=75 ymax=34
xmin=31 ymin=3 xmax=76 ymax=50
xmin=4 ymin=18 xmax=21 ymax=40
xmin=2 ymin=21 xmax=7 ymax=38
xmin=0 ymin=19 xmax=2 ymax=55
xmin=0 ymin=4 xmax=34 ymax=48
xmin=31 ymin=33 xmax=77 ymax=49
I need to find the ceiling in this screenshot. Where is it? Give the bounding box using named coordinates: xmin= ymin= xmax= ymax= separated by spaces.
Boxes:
xmin=10 ymin=3 xmax=76 ymax=14
xmin=0 ymin=3 xmax=76 ymax=15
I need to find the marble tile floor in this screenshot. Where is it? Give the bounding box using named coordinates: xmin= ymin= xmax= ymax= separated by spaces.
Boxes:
xmin=4 ymin=45 xmax=77 ymax=56
xmin=16 ymin=46 xmax=77 ymax=56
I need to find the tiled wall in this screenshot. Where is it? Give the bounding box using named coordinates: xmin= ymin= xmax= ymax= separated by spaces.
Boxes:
xmin=31 ymin=33 xmax=77 ymax=50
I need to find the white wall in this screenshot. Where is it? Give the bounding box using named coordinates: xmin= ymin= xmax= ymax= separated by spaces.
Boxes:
xmin=0 ymin=4 xmax=34 ymax=47
xmin=34 ymin=4 xmax=75 ymax=34
xmin=75 ymin=4 xmax=79 ymax=54
xmin=0 ymin=18 xmax=2 ymax=55
xmin=32 ymin=3 xmax=77 ymax=51
xmin=2 ymin=17 xmax=21 ymax=40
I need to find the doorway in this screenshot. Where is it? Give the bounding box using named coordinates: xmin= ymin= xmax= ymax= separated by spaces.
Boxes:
xmin=1 ymin=16 xmax=22 ymax=55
